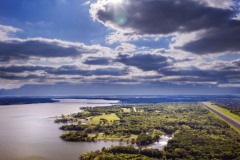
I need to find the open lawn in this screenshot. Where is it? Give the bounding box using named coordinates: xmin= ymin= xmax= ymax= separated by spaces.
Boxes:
xmin=122 ymin=108 xmax=131 ymax=112
xmin=95 ymin=132 xmax=138 ymax=142
xmin=90 ymin=113 xmax=120 ymax=125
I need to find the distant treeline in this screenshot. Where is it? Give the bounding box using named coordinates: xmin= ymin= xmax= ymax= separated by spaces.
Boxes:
xmin=0 ymin=97 xmax=58 ymax=105
xmin=1 ymin=95 xmax=240 ymax=105
xmin=55 ymin=95 xmax=240 ymax=104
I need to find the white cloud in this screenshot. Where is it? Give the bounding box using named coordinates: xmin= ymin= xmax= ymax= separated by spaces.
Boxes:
xmin=1 ymin=22 xmax=240 ymax=90
xmin=0 ymin=79 xmax=23 ymax=89
xmin=115 ymin=43 xmax=136 ymax=53
xmin=170 ymin=30 xmax=205 ymax=51
xmin=82 ymin=1 xmax=91 ymax=6
xmin=199 ymin=0 xmax=234 ymax=9
xmin=0 ymin=25 xmax=22 ymax=40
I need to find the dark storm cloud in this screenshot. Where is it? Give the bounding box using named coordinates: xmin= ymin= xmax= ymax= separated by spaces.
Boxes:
xmin=47 ymin=65 xmax=128 ymax=76
xmin=159 ymin=65 xmax=240 ymax=83
xmin=212 ymin=59 xmax=240 ymax=71
xmin=0 ymin=65 xmax=52 ymax=73
xmin=46 ymin=65 xmax=88 ymax=75
xmin=84 ymin=57 xmax=111 ymax=65
xmin=117 ymin=54 xmax=169 ymax=71
xmin=181 ymin=20 xmax=240 ymax=54
xmin=0 ymin=38 xmax=98 ymax=61
xmin=93 ymin=0 xmax=240 ymax=54
xmin=91 ymin=68 xmax=128 ymax=76
xmin=0 ymin=73 xmax=45 ymax=80
xmin=0 ymin=65 xmax=129 ymax=78
xmin=93 ymin=0 xmax=232 ymax=34
xmin=134 ymin=75 xmax=163 ymax=80
xmin=233 ymin=59 xmax=240 ymax=67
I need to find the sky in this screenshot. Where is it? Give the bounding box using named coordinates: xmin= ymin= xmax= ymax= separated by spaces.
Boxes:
xmin=0 ymin=0 xmax=240 ymax=96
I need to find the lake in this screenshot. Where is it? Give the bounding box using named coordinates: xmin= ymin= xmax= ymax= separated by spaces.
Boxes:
xmin=0 ymin=99 xmax=122 ymax=160
xmin=0 ymin=99 xmax=172 ymax=160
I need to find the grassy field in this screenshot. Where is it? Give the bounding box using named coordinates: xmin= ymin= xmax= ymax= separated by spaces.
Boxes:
xmin=202 ymin=102 xmax=240 ymax=122
xmin=122 ymin=108 xmax=131 ymax=112
xmin=138 ymin=109 xmax=144 ymax=113
xmin=94 ymin=132 xmax=138 ymax=142
xmin=202 ymin=102 xmax=240 ymax=134
xmin=122 ymin=108 xmax=145 ymax=113
xmin=88 ymin=130 xmax=163 ymax=142
xmin=90 ymin=113 xmax=120 ymax=125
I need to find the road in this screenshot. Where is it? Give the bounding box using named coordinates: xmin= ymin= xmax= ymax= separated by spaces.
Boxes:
xmin=201 ymin=103 xmax=240 ymax=130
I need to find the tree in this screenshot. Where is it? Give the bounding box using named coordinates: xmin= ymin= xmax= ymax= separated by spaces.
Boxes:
xmin=136 ymin=133 xmax=153 ymax=146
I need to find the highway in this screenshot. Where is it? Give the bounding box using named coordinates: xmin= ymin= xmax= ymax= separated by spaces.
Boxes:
xmin=201 ymin=103 xmax=240 ymax=130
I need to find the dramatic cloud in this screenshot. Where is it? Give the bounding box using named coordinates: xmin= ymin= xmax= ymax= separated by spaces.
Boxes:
xmin=91 ymin=0 xmax=232 ymax=34
xmin=0 ymin=0 xmax=240 ymax=94
xmin=160 ymin=68 xmax=239 ymax=82
xmin=197 ymin=0 xmax=233 ymax=9
xmin=47 ymin=65 xmax=128 ymax=76
xmin=0 ymin=25 xmax=22 ymax=39
xmin=117 ymin=53 xmax=170 ymax=71
xmin=0 ymin=73 xmax=45 ymax=81
xmin=181 ymin=21 xmax=240 ymax=54
xmin=0 ymin=38 xmax=109 ymax=61
xmin=157 ymin=59 xmax=240 ymax=84
xmin=0 ymin=65 xmax=129 ymax=77
xmin=84 ymin=57 xmax=112 ymax=65
xmin=91 ymin=0 xmax=240 ymax=54
xmin=0 ymin=65 xmax=51 ymax=73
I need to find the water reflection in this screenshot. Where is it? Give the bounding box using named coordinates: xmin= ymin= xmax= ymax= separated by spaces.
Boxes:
xmin=0 ymin=99 xmax=119 ymax=160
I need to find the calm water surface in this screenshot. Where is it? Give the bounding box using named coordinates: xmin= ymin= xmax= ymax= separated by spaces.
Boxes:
xmin=0 ymin=99 xmax=121 ymax=160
